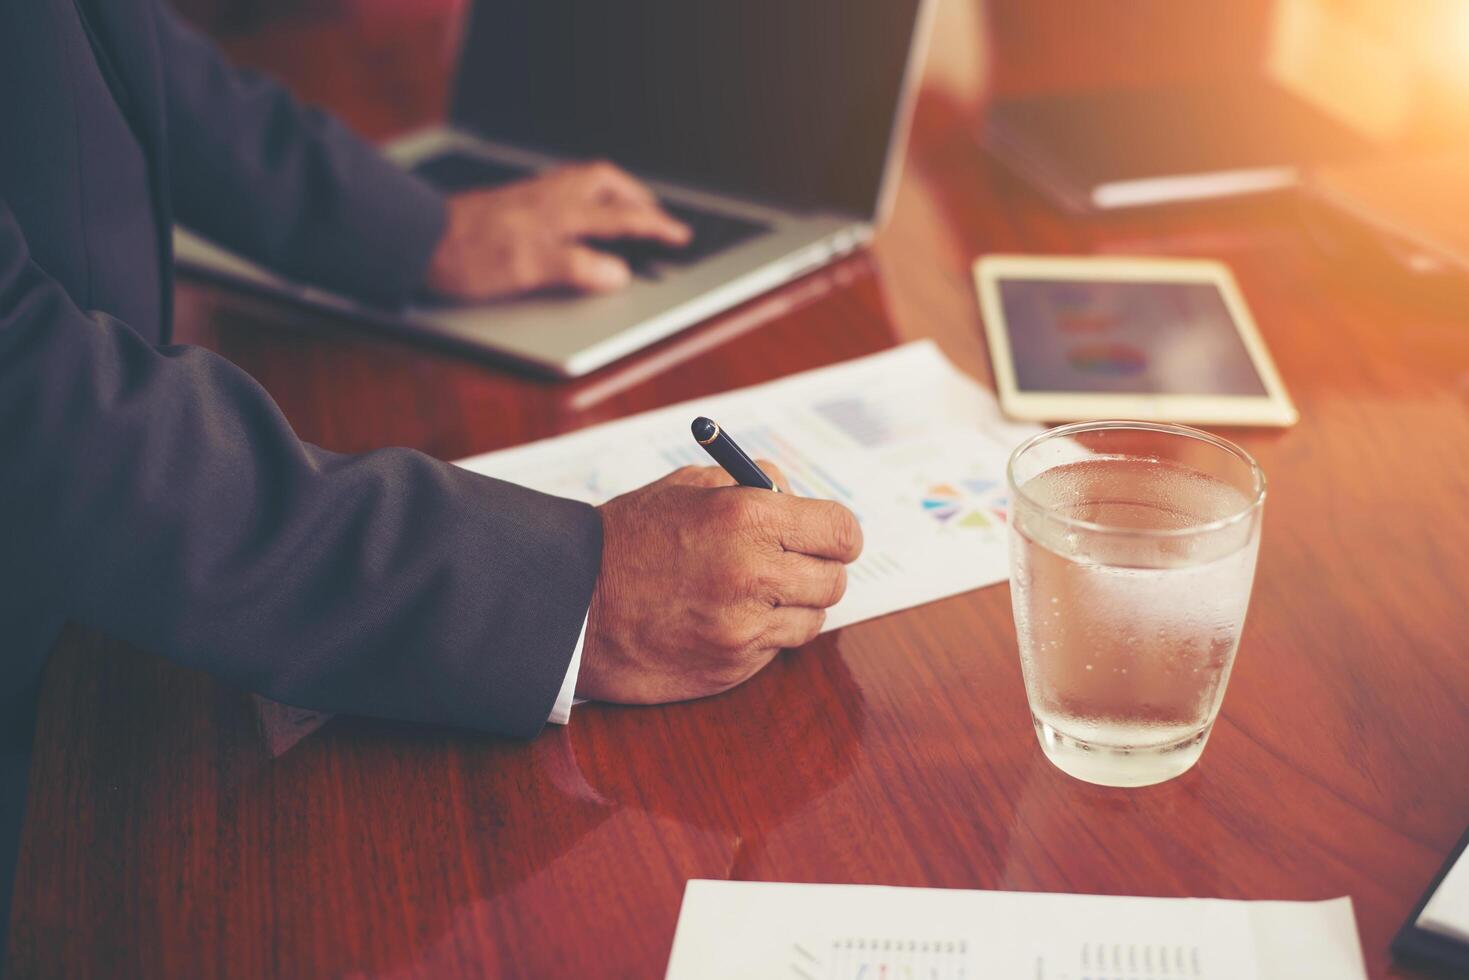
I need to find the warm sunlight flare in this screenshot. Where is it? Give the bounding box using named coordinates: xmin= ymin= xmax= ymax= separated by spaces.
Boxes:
xmin=1458 ymin=3 xmax=1469 ymax=83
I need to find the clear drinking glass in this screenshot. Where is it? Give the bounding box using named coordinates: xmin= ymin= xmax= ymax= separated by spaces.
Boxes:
xmin=1006 ymin=421 xmax=1265 ymax=787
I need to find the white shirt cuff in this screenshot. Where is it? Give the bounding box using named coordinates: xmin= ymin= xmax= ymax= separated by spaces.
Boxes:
xmin=546 ymin=611 xmax=588 ymax=726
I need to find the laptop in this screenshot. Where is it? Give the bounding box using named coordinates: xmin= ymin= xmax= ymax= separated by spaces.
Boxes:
xmin=175 ymin=0 xmax=935 ymax=377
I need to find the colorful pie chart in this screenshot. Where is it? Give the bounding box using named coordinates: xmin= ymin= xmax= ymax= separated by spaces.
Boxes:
xmin=920 ymin=478 xmax=1008 ymax=529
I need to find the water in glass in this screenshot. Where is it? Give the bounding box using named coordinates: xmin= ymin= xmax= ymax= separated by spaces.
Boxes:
xmin=1009 ymin=450 xmax=1261 ymax=787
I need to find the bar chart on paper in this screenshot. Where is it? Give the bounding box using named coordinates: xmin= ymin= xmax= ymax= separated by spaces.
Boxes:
xmin=787 ymin=935 xmax=1211 ymax=980
xmin=665 ymin=881 xmax=1369 ymax=980
xmin=456 ymin=343 xmax=1040 ymax=631
xmin=788 ymin=938 xmax=969 ymax=980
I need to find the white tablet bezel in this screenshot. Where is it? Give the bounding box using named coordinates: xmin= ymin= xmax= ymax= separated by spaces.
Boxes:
xmin=974 ymin=255 xmax=1298 ymax=427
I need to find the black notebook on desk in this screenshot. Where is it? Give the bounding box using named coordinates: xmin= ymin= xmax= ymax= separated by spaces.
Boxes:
xmin=1393 ymin=824 xmax=1469 ymax=974
xmin=984 ymin=78 xmax=1372 ymax=213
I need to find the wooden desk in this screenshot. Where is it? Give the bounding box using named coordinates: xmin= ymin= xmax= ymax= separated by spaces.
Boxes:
xmin=7 ymin=3 xmax=1469 ymax=977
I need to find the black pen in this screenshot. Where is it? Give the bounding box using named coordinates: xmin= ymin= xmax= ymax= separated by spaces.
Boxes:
xmin=691 ymin=417 xmax=780 ymax=492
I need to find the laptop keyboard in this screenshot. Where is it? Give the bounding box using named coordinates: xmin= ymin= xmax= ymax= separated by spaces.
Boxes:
xmin=411 ymin=152 xmax=772 ymax=279
xmin=411 ymin=153 xmax=534 ymax=192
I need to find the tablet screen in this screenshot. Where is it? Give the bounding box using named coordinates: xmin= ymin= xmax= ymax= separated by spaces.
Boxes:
xmin=996 ymin=278 xmax=1269 ymax=396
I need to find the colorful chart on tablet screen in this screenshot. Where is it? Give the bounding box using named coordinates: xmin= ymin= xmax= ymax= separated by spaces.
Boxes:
xmin=1065 ymin=342 xmax=1148 ymax=376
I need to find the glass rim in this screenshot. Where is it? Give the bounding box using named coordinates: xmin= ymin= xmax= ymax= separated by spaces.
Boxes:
xmin=1005 ymin=420 xmax=1267 ymax=539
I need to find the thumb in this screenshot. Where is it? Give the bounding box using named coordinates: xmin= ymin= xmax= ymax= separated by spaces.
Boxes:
xmin=554 ymin=245 xmax=631 ymax=293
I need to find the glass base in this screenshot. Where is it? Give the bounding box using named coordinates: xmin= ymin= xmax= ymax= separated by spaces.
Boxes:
xmin=1033 ymin=715 xmax=1211 ymax=788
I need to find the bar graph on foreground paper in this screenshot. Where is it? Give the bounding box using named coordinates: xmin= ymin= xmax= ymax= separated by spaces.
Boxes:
xmin=665 ymin=880 xmax=1369 ymax=980
xmin=787 ymin=938 xmax=969 ymax=980
xmin=787 ymin=935 xmax=1214 ymax=980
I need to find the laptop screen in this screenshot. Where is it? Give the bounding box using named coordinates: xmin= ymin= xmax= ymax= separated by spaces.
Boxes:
xmin=449 ymin=0 xmax=926 ymax=216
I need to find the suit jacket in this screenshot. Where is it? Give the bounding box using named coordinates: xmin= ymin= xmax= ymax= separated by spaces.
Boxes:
xmin=0 ymin=0 xmax=604 ymax=954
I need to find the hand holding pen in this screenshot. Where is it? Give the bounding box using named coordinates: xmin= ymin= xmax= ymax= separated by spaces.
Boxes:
xmin=572 ymin=415 xmax=863 ymax=704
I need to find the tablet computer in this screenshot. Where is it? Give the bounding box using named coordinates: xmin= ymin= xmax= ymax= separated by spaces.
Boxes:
xmin=974 ymin=255 xmax=1297 ymax=426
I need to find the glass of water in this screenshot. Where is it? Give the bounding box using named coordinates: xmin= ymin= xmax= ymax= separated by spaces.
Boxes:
xmin=1006 ymin=421 xmax=1265 ymax=787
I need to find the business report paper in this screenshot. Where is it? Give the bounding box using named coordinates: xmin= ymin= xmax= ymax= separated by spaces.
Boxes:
xmin=456 ymin=342 xmax=1040 ymax=631
xmin=664 ymin=880 xmax=1369 ymax=980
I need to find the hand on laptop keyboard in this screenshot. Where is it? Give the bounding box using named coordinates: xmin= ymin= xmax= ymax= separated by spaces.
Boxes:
xmin=581 ymin=199 xmax=771 ymax=281
xmin=414 ymin=153 xmax=775 ymax=296
xmin=421 ymin=160 xmax=692 ymax=301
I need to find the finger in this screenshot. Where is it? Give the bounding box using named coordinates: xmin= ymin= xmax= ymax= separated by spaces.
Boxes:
xmin=549 ymin=244 xmax=632 ymax=293
xmin=447 ymin=263 xmax=531 ymax=302
xmin=662 ymin=465 xmax=734 ymax=489
xmin=754 ymin=458 xmax=790 ymax=493
xmin=768 ymin=554 xmax=847 ymax=609
xmin=565 ymin=159 xmax=659 ymax=206
xmin=565 ymin=200 xmax=691 ymax=246
xmin=775 ymin=498 xmax=864 ymax=563
xmin=759 ymin=606 xmax=827 ymax=650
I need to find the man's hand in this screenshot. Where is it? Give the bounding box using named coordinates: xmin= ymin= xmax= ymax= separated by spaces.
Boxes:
xmin=578 ymin=464 xmax=863 ymax=705
xmin=424 ymin=161 xmax=690 ymax=301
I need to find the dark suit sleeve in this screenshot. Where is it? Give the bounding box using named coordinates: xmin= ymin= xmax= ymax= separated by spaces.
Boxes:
xmin=155 ymin=4 xmax=447 ymax=307
xmin=0 ymin=195 xmax=601 ymax=738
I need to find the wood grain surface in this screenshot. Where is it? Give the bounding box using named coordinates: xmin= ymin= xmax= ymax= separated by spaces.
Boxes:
xmin=6 ymin=2 xmax=1468 ymax=977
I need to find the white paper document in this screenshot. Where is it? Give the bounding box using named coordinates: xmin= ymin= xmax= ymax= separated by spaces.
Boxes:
xmin=457 ymin=342 xmax=1039 ymax=631
xmin=664 ymin=880 xmax=1368 ymax=980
